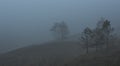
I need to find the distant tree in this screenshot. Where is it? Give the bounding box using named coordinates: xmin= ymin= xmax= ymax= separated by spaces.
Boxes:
xmin=80 ymin=18 xmax=115 ymax=53
xmin=93 ymin=18 xmax=114 ymax=51
xmin=93 ymin=27 xmax=105 ymax=52
xmin=59 ymin=21 xmax=70 ymax=40
xmin=50 ymin=22 xmax=60 ymax=39
xmin=101 ymin=19 xmax=114 ymax=50
xmin=81 ymin=27 xmax=93 ymax=53
xmin=50 ymin=21 xmax=69 ymax=40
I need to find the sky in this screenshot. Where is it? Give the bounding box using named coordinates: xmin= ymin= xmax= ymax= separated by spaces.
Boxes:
xmin=0 ymin=0 xmax=120 ymax=53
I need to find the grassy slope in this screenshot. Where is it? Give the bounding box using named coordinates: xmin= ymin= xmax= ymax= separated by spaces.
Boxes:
xmin=0 ymin=40 xmax=120 ymax=66
xmin=65 ymin=46 xmax=120 ymax=66
xmin=0 ymin=41 xmax=81 ymax=66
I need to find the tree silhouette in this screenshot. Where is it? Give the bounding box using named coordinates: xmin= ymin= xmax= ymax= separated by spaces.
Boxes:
xmin=102 ymin=20 xmax=114 ymax=50
xmin=50 ymin=21 xmax=69 ymax=40
xmin=93 ymin=18 xmax=114 ymax=51
xmin=80 ymin=18 xmax=115 ymax=53
xmin=81 ymin=27 xmax=93 ymax=53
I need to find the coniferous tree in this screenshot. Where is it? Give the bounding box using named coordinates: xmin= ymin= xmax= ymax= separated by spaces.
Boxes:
xmin=94 ymin=18 xmax=114 ymax=51
xmin=81 ymin=27 xmax=93 ymax=53
xmin=102 ymin=20 xmax=114 ymax=50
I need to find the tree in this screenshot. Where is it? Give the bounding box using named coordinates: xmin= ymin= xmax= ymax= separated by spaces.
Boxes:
xmin=81 ymin=27 xmax=93 ymax=53
xmin=50 ymin=22 xmax=60 ymax=39
xmin=93 ymin=27 xmax=105 ymax=52
xmin=59 ymin=21 xmax=70 ymax=40
xmin=80 ymin=18 xmax=115 ymax=53
xmin=102 ymin=20 xmax=114 ymax=50
xmin=94 ymin=18 xmax=114 ymax=51
xmin=50 ymin=21 xmax=69 ymax=40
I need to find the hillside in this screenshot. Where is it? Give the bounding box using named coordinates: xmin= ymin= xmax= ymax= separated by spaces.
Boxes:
xmin=0 ymin=40 xmax=120 ymax=66
xmin=0 ymin=41 xmax=81 ymax=66
xmin=65 ymin=45 xmax=120 ymax=66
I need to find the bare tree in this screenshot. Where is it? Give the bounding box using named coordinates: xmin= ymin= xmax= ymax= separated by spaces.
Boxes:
xmin=50 ymin=21 xmax=69 ymax=40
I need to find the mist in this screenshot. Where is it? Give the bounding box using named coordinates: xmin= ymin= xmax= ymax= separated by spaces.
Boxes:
xmin=0 ymin=0 xmax=120 ymax=53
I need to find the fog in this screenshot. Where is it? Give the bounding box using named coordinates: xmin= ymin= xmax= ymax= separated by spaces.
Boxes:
xmin=0 ymin=0 xmax=120 ymax=53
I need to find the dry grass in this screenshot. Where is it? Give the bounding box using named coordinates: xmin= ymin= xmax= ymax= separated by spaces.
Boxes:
xmin=65 ymin=47 xmax=120 ymax=66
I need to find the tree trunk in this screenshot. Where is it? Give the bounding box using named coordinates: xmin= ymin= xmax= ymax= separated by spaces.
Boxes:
xmin=106 ymin=38 xmax=109 ymax=51
xmin=86 ymin=46 xmax=88 ymax=54
xmin=86 ymin=42 xmax=89 ymax=54
xmin=96 ymin=45 xmax=98 ymax=52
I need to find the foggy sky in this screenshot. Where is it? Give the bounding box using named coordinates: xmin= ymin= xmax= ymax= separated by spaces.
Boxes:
xmin=0 ymin=0 xmax=120 ymax=53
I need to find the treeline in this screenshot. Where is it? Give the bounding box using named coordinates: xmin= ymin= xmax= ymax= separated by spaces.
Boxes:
xmin=50 ymin=18 xmax=118 ymax=53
